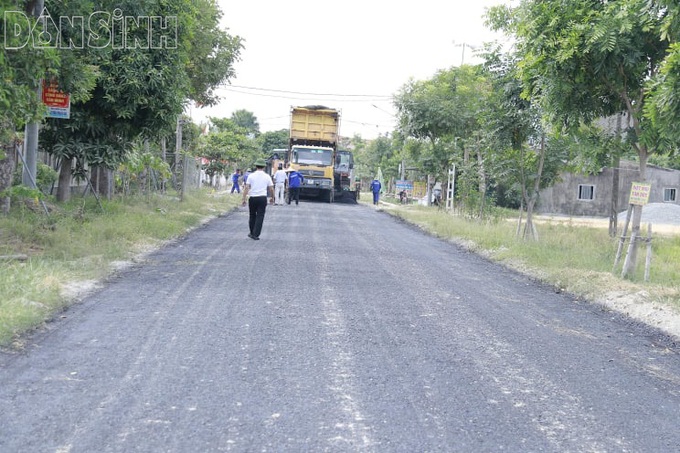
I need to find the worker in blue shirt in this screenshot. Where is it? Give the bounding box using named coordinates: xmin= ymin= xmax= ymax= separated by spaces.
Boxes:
xmin=369 ymin=178 xmax=381 ymax=205
xmin=286 ymin=167 xmax=304 ymax=205
xmin=230 ymin=169 xmax=241 ymax=193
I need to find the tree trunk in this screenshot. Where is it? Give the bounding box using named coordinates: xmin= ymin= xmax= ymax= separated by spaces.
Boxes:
xmin=523 ymin=203 xmax=538 ymax=240
xmin=608 ymin=113 xmax=623 ymax=237
xmin=140 ymin=140 xmax=149 ymax=195
xmin=91 ymin=166 xmax=113 ymax=200
xmin=0 ymin=144 xmax=15 ymax=215
xmin=459 ymin=145 xmax=471 ymax=212
xmin=477 ymin=145 xmax=486 ymax=218
xmin=56 ymin=156 xmax=73 ymax=202
xmin=516 ymin=200 xmax=524 ymax=236
xmin=609 ymin=154 xmax=620 ymax=237
xmin=139 ymin=168 xmax=148 ymax=195
xmin=523 ymin=134 xmax=546 ymax=241
xmin=621 ymin=150 xmax=648 ymax=279
xmin=160 ymin=137 xmax=167 ymax=193
xmin=516 ymin=146 xmax=528 ymax=238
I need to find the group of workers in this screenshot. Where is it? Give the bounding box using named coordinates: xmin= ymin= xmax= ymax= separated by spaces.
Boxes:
xmin=234 ymin=160 xmax=306 ymax=241
xmin=230 ymin=163 xmax=304 ymax=206
xmin=232 ymin=158 xmax=385 ymax=241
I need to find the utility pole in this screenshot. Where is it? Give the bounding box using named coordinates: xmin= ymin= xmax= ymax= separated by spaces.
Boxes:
xmin=175 ymin=115 xmax=182 ymax=168
xmin=22 ymin=0 xmax=45 ymax=188
xmin=453 ymin=41 xmax=478 ymax=66
xmin=176 ymin=115 xmax=187 ymax=201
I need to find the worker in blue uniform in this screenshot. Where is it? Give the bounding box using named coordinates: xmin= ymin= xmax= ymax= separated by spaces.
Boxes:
xmin=369 ymin=178 xmax=381 ymax=205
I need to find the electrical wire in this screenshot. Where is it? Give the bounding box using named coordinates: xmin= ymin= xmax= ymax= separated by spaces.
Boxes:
xmin=220 ymin=87 xmax=391 ymax=103
xmin=208 ymin=85 xmax=398 ymax=134
xmin=220 ymin=84 xmax=393 ymax=99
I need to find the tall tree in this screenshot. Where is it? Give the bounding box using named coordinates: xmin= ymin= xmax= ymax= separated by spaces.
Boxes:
xmin=257 ymin=129 xmax=289 ymax=154
xmin=40 ymin=0 xmax=242 ymax=201
xmin=202 ymin=117 xmax=258 ymax=171
xmin=0 ymin=0 xmax=98 ymax=209
xmin=185 ymin=0 xmax=242 ymax=108
xmin=489 ymin=0 xmax=669 ymax=277
xmin=480 ymin=43 xmax=560 ymax=237
xmin=0 ymin=0 xmax=57 ymax=147
xmin=395 ymin=65 xmax=492 ymax=207
xmin=645 ymin=0 xmax=680 ymax=146
xmin=230 ymin=109 xmax=259 ymax=137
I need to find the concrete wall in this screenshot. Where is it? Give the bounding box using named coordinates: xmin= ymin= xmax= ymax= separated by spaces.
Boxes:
xmin=537 ymin=160 xmax=680 ymax=216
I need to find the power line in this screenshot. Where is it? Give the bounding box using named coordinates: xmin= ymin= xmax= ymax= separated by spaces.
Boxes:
xmin=343 ymin=118 xmax=395 ymax=128
xmin=220 ymin=84 xmax=393 ymax=99
xmin=220 ymin=87 xmax=391 ymax=103
xmin=372 ymin=104 xmax=396 ymax=118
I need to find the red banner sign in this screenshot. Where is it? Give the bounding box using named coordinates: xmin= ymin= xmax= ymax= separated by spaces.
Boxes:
xmin=42 ymin=81 xmax=71 ymax=118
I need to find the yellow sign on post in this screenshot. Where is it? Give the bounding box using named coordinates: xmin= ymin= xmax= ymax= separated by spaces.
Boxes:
xmin=629 ymin=182 xmax=652 ymax=206
xmin=412 ymin=182 xmax=426 ymax=199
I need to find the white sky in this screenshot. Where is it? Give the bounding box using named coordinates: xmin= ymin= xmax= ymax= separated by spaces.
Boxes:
xmin=188 ymin=0 xmax=509 ymax=139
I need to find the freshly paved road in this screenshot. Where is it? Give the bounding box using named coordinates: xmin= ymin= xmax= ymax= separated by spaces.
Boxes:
xmin=2 ymin=200 xmax=680 ymax=452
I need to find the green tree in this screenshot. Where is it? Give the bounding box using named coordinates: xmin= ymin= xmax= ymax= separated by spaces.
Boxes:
xmin=0 ymin=0 xmax=97 ymax=211
xmin=40 ymin=0 xmax=242 ymax=202
xmin=644 ymin=0 xmax=680 ymax=146
xmin=344 ymin=134 xmax=371 ymax=183
xmin=201 ymin=117 xmax=259 ymax=174
xmin=185 ymin=0 xmax=243 ymax=108
xmin=395 ymin=66 xmax=492 ymax=208
xmin=490 ymin=0 xmax=669 ymax=276
xmin=230 ymin=109 xmax=260 ymax=137
xmin=366 ymin=135 xmax=398 ymax=181
xmin=257 ymin=129 xmax=289 ymax=154
xmin=480 ymin=44 xmax=554 ymax=236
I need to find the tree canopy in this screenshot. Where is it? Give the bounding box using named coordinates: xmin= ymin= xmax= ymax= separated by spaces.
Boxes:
xmin=230 ymin=109 xmax=260 ymax=137
xmin=10 ymin=0 xmax=241 ymax=155
xmin=489 ymin=0 xmax=670 ymax=168
xmin=487 ymin=0 xmax=676 ymax=273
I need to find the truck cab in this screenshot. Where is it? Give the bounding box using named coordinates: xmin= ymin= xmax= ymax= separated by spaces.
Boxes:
xmin=289 ymin=145 xmax=335 ymax=202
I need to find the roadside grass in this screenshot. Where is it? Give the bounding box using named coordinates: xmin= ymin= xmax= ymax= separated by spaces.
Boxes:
xmin=0 ymin=189 xmax=240 ymax=347
xmin=368 ymin=194 xmax=680 ymax=312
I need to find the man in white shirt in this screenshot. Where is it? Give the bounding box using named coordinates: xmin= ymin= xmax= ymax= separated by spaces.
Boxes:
xmin=241 ymin=159 xmax=274 ymax=240
xmin=273 ymin=163 xmax=288 ymax=205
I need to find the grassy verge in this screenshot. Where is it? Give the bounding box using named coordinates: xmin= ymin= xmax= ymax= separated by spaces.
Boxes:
xmin=0 ymin=189 xmax=241 ymax=347
xmin=366 ymin=194 xmax=680 ymax=314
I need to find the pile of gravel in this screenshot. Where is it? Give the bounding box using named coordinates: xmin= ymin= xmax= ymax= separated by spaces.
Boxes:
xmin=618 ymin=203 xmax=680 ymax=226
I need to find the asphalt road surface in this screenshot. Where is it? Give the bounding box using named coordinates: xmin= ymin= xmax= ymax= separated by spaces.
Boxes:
xmin=2 ymin=200 xmax=680 ymax=452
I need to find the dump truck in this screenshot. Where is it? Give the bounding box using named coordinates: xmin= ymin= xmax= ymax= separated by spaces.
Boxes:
xmin=334 ymin=149 xmax=357 ymax=202
xmin=287 ymin=105 xmax=340 ymax=202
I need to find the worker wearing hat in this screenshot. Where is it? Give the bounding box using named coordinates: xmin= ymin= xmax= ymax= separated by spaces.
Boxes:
xmin=285 ymin=165 xmax=304 ymax=205
xmin=242 ymin=159 xmax=274 ymax=240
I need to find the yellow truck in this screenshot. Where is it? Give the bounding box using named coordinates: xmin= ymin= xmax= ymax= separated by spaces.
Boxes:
xmin=287 ymin=106 xmax=340 ymax=202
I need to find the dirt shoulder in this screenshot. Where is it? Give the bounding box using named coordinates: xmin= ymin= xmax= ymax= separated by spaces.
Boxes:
xmin=532 ymin=212 xmax=680 ymax=340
